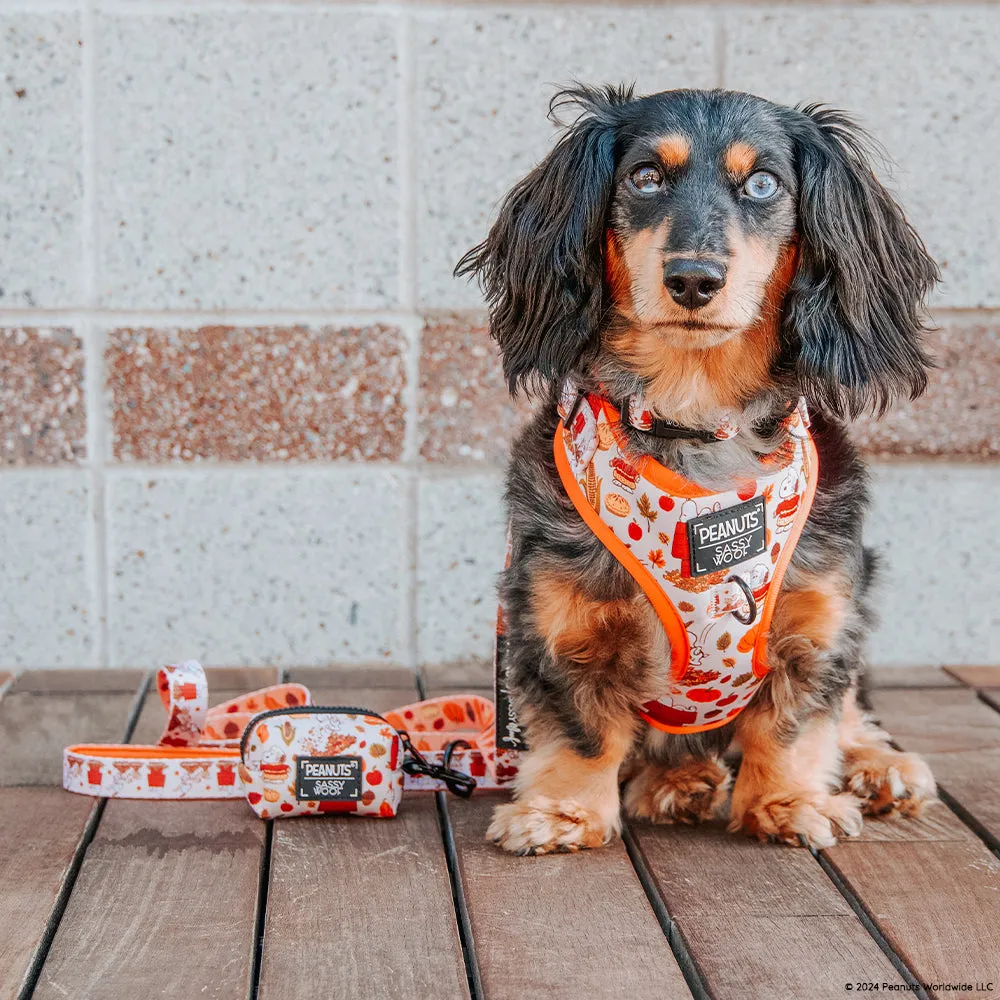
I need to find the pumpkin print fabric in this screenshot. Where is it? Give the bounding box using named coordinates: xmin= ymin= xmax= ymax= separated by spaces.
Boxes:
xmin=554 ymin=383 xmax=819 ymax=734
xmin=63 ymin=661 xmax=513 ymax=810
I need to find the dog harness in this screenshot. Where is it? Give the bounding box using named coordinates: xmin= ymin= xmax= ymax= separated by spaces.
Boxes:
xmin=553 ymin=381 xmax=818 ymax=734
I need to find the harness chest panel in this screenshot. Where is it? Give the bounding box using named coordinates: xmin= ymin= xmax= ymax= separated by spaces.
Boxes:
xmin=553 ymin=390 xmax=818 ymax=734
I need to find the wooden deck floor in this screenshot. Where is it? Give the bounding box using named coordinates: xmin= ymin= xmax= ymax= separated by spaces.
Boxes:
xmin=1 ymin=664 xmax=999 ymax=1000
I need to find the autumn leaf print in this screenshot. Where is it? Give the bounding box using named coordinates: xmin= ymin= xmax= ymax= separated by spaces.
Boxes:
xmin=658 ymin=531 xmax=670 ymax=544
xmin=678 ymin=600 xmax=695 ymax=613
xmin=717 ymin=631 xmax=732 ymax=651
xmin=647 ymin=549 xmax=666 ymax=568
xmin=637 ymin=493 xmax=658 ymax=530
xmin=584 ymin=462 xmax=602 ymax=513
xmin=732 ymin=672 xmax=753 ymax=688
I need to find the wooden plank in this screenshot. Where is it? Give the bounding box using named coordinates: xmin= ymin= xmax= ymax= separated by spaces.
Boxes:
xmin=11 ymin=668 xmax=147 ymax=694
xmin=823 ymin=839 xmax=1000 ymax=986
xmin=869 ymin=687 xmax=1000 ymax=754
xmin=447 ymin=794 xmax=692 ymax=1000
xmin=944 ymin=665 xmax=1000 ymax=688
xmin=632 ymin=821 xmax=902 ymax=999
xmin=419 ymin=679 xmax=689 ymax=999
xmin=260 ymin=796 xmax=471 ymax=1000
xmin=0 ymin=670 xmax=143 ymax=1000
xmin=817 ymin=686 xmax=1000 ymax=987
xmin=868 ymin=664 xmax=960 ymax=688
xmin=0 ymin=670 xmax=146 ymax=787
xmin=33 ymin=801 xmax=265 ymax=1000
xmin=288 ymin=664 xmax=419 ymax=691
xmin=420 ymin=660 xmax=493 ymax=692
xmin=869 ymin=687 xmax=1000 ymax=843
xmin=257 ymin=673 xmax=472 ymax=1000
xmin=33 ymin=674 xmax=268 ymax=1000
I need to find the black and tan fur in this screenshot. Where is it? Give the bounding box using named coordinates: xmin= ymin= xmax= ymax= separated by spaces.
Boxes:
xmin=456 ymin=86 xmax=938 ymax=854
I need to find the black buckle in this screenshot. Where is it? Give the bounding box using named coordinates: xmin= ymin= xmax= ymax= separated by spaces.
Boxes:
xmin=644 ymin=416 xmax=720 ymax=444
xmin=399 ymin=732 xmax=476 ymax=798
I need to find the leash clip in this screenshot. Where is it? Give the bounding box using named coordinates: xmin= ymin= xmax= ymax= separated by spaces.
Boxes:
xmin=399 ymin=732 xmax=477 ymax=798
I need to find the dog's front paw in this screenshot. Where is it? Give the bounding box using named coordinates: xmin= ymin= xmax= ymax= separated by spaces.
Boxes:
xmin=487 ymin=796 xmax=615 ymax=855
xmin=623 ymin=756 xmax=732 ymax=824
xmin=730 ymin=790 xmax=863 ymax=848
xmin=846 ymin=747 xmax=936 ymax=817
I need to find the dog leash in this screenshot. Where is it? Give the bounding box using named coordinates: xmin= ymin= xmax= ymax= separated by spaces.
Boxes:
xmin=63 ymin=660 xmax=504 ymax=804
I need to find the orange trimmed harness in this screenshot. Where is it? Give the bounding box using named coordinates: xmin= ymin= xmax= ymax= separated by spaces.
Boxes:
xmin=553 ymin=382 xmax=818 ymax=734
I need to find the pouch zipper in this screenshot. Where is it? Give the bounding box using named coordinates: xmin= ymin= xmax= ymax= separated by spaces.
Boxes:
xmin=239 ymin=704 xmax=389 ymax=757
xmin=238 ymin=702 xmax=476 ymax=798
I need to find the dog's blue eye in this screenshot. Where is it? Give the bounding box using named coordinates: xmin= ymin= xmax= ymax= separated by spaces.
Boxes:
xmin=630 ymin=165 xmax=664 ymax=193
xmin=743 ymin=171 xmax=779 ymax=200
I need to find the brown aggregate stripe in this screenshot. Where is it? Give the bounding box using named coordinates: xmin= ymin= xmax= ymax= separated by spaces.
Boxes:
xmin=0 ymin=669 xmax=145 ymax=1000
xmin=0 ymin=327 xmax=85 ymax=466
xmin=421 ymin=315 xmax=999 ymax=460
xmin=33 ymin=669 xmax=276 ymax=1000
xmin=851 ymin=317 xmax=1000 ymax=457
xmin=419 ymin=314 xmax=529 ymax=463
xmin=106 ymin=324 xmax=407 ymax=462
xmin=422 ymin=678 xmax=693 ymax=1000
xmin=256 ymin=667 xmax=471 ymax=1000
xmin=631 ymin=821 xmax=903 ymax=998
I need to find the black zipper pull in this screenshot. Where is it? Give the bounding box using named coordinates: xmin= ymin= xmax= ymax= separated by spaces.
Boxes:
xmin=399 ymin=732 xmax=476 ymax=799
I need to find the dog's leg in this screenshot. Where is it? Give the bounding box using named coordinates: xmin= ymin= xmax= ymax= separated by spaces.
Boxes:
xmin=729 ymin=574 xmax=864 ymax=848
xmin=623 ymin=754 xmax=732 ymax=824
xmin=488 ymin=570 xmax=650 ymax=855
xmin=487 ymin=714 xmax=634 ymax=855
xmin=729 ymin=706 xmax=862 ymax=847
xmin=838 ymin=684 xmax=936 ymax=816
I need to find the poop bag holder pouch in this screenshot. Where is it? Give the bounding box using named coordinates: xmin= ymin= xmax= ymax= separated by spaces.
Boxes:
xmin=240 ymin=706 xmax=476 ymax=819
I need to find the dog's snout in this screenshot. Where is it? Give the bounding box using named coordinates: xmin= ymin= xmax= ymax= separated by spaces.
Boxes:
xmin=663 ymin=259 xmax=727 ymax=310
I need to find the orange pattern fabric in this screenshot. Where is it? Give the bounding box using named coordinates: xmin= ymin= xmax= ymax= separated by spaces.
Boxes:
xmin=63 ymin=661 xmax=509 ymax=809
xmin=554 ymin=386 xmax=818 ymax=734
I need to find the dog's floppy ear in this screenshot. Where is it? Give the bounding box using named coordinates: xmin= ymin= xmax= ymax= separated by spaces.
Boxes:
xmin=782 ymin=106 xmax=939 ymax=418
xmin=455 ymin=85 xmax=627 ymax=395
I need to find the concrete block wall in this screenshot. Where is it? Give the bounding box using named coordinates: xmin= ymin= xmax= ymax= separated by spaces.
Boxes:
xmin=1 ymin=1 xmax=997 ymax=671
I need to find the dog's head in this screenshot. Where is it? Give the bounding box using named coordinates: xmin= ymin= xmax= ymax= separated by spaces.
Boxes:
xmin=457 ymin=86 xmax=937 ymax=419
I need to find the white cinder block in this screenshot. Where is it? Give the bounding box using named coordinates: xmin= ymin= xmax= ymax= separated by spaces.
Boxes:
xmin=107 ymin=470 xmax=409 ymax=667
xmin=0 ymin=472 xmax=96 ymax=667
xmin=415 ymin=8 xmax=718 ymax=309
xmin=0 ymin=13 xmax=82 ymax=308
xmin=417 ymin=473 xmax=506 ymax=664
xmin=866 ymin=464 xmax=1000 ymax=666
xmin=725 ymin=6 xmax=1000 ymax=309
xmin=94 ymin=11 xmax=399 ymax=309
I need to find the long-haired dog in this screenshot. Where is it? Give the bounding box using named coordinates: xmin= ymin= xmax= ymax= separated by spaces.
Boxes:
xmin=456 ymin=86 xmax=938 ymax=855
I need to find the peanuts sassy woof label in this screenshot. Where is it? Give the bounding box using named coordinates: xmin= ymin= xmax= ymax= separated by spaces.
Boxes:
xmin=295 ymin=756 xmax=362 ymax=802
xmin=686 ymin=496 xmax=766 ymax=576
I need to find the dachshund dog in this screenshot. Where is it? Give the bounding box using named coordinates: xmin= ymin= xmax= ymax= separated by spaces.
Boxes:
xmin=456 ymin=86 xmax=938 ymax=855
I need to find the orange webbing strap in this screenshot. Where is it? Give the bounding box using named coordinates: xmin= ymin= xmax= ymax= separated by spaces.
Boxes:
xmin=63 ymin=660 xmax=311 ymax=799
xmin=63 ymin=662 xmax=509 ymax=801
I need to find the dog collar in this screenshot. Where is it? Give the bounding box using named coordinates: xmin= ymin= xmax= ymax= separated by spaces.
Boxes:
xmin=560 ymin=379 xmax=742 ymax=443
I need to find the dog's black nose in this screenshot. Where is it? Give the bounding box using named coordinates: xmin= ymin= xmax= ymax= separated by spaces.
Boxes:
xmin=663 ymin=259 xmax=727 ymax=309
